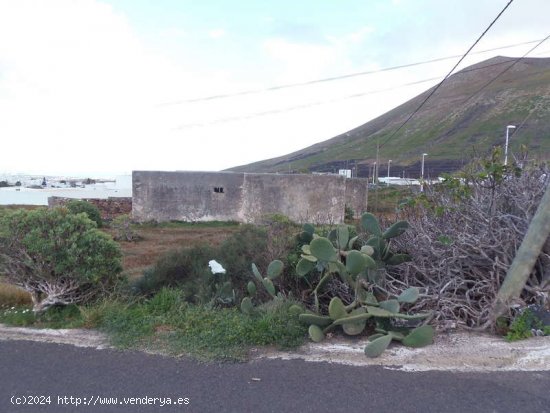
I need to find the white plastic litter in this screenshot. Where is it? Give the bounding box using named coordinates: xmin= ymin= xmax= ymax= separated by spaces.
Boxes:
xmin=208 ymin=260 xmax=226 ymax=274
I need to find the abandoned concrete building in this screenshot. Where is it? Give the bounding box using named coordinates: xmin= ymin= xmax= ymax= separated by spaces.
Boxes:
xmin=132 ymin=171 xmax=369 ymax=224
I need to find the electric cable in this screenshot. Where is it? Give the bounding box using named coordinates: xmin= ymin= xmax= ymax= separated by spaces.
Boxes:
xmin=173 ymin=57 xmax=519 ymax=130
xmin=378 ymin=0 xmax=515 ymax=149
xmin=160 ymin=32 xmax=534 ymax=106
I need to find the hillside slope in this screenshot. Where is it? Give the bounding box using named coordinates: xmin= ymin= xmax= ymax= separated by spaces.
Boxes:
xmin=230 ymin=56 xmax=550 ymax=178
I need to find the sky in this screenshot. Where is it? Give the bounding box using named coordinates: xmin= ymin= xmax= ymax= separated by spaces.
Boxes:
xmin=0 ymin=0 xmax=549 ymax=177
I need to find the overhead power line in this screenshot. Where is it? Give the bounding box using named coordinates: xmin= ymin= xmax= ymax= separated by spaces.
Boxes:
xmin=378 ymin=0 xmax=515 ymax=149
xmin=160 ymin=34 xmax=537 ymax=106
xmin=174 ymin=58 xmax=518 ymax=130
xmin=453 ymin=33 xmax=550 ymax=109
xmin=421 ymin=33 xmax=550 ymax=147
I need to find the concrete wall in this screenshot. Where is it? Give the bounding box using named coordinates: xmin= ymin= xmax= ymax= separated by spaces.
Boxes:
xmin=132 ymin=171 xmax=368 ymax=224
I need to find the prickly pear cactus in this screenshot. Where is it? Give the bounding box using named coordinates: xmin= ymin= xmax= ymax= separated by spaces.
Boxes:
xmin=294 ymin=214 xmax=433 ymax=357
xmin=240 ymin=260 xmax=284 ymax=314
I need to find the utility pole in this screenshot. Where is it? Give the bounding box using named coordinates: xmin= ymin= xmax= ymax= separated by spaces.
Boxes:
xmin=375 ymin=142 xmax=380 ymax=213
xmin=493 ymin=181 xmax=550 ymax=318
xmin=504 ymin=125 xmax=516 ymax=166
xmin=420 ymin=153 xmax=428 ymax=192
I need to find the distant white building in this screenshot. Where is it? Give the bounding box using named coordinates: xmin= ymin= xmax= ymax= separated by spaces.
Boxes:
xmin=338 ymin=169 xmax=352 ymax=178
xmin=378 ymin=177 xmax=443 ymax=186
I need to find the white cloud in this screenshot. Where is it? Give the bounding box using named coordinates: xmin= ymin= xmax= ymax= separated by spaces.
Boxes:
xmin=208 ymin=28 xmax=226 ymax=39
xmin=0 ymin=0 xmax=549 ymax=176
xmin=262 ymin=37 xmax=349 ymax=83
xmin=159 ymin=27 xmax=187 ymax=38
xmin=0 ymin=0 xmax=237 ymax=174
xmin=344 ymin=26 xmax=376 ymax=44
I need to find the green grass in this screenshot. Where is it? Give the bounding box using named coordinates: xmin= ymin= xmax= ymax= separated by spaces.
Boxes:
xmin=0 ymin=288 xmax=308 ymax=362
xmin=0 ymin=304 xmax=85 ymax=328
xmin=0 ymin=306 xmax=35 ymax=326
xmin=369 ymin=186 xmax=414 ymax=214
xmin=97 ymin=290 xmax=307 ymax=361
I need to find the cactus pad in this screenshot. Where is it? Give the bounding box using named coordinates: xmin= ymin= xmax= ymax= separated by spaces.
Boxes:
xmin=308 ymin=325 xmax=325 ymax=342
xmin=247 ymin=281 xmax=257 ymax=296
xmin=328 ymin=297 xmax=347 ymax=320
xmin=262 ymin=278 xmax=276 ymax=297
xmin=299 ymin=313 xmax=333 ymax=327
xmin=361 ymin=213 xmax=382 ymax=236
xmin=310 ymin=237 xmax=337 ymax=262
xmin=251 ymin=263 xmax=263 ymax=283
xmin=267 ymin=260 xmax=284 ymax=279
xmin=402 ymin=325 xmax=434 ymax=348
xmin=240 ymin=297 xmax=254 ymax=315
xmin=346 ymin=250 xmax=367 ymax=275
xmin=364 ymin=334 xmax=392 ymax=358
xmin=379 ymin=299 xmax=400 ymax=314
xmin=382 ymin=220 xmax=409 ymax=239
xmin=397 ymin=287 xmax=420 ymax=303
xmin=296 ymin=257 xmax=315 ymax=276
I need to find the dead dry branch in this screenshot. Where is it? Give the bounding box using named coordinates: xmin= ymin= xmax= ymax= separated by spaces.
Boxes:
xmin=387 ymin=163 xmax=549 ymax=330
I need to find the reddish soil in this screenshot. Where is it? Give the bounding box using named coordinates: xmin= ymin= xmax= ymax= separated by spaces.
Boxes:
xmin=103 ymin=225 xmax=239 ymax=279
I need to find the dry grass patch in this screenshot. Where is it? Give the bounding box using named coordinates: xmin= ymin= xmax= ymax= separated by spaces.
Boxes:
xmin=103 ymin=223 xmax=240 ymax=279
xmin=0 ymin=281 xmax=31 ymax=308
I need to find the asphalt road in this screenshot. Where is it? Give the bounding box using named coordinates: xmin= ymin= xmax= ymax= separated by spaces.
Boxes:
xmin=1 ymin=340 xmax=549 ymax=413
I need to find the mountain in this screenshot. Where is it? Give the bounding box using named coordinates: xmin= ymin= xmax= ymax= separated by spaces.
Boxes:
xmin=229 ymin=56 xmax=550 ymax=178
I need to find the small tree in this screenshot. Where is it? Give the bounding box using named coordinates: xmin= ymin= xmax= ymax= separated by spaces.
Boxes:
xmin=112 ymin=214 xmax=142 ymax=242
xmin=0 ymin=208 xmax=122 ymax=313
xmin=66 ymin=199 xmax=103 ymax=228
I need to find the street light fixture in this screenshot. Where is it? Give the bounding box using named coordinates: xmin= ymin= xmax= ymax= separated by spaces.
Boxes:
xmin=504 ymin=125 xmax=516 ymax=166
xmin=420 ymin=153 xmax=428 ymax=192
xmin=387 ymin=160 xmax=392 ymax=179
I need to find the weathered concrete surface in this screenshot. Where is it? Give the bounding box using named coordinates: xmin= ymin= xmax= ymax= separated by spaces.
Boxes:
xmin=2 ymin=324 xmax=548 ymax=372
xmin=132 ymin=171 xmax=369 ymax=224
xmin=259 ymin=331 xmax=550 ymax=372
xmin=0 ymin=324 xmax=110 ymax=349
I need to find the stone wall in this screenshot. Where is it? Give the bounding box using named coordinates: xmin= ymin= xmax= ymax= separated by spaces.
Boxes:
xmin=132 ymin=171 xmax=368 ymax=224
xmin=48 ymin=197 xmax=132 ymax=220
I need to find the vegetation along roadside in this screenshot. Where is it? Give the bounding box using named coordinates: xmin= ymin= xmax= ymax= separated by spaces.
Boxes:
xmin=0 ymin=153 xmax=548 ymax=361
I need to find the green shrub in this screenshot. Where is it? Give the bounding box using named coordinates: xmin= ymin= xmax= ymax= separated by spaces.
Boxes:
xmin=507 ymin=308 xmax=550 ymax=341
xmin=0 ymin=208 xmax=122 ymax=313
xmin=111 ymin=214 xmax=141 ymax=242
xmin=66 ymin=199 xmax=103 ymax=228
xmin=133 ymin=244 xmax=217 ymax=300
xmin=134 ymin=223 xmax=302 ymax=305
xmin=146 ymin=287 xmax=187 ymax=315
xmin=217 ymin=225 xmax=268 ymax=285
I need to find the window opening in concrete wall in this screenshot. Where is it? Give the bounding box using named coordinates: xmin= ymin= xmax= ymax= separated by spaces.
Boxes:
xmin=213 ymin=187 xmax=224 ymax=193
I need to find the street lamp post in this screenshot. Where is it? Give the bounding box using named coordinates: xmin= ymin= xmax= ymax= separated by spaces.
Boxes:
xmin=373 ymin=162 xmax=376 ymax=184
xmin=504 ymin=125 xmax=516 ymax=166
xmin=387 ymin=160 xmax=392 ymax=179
xmin=420 ymin=153 xmax=428 ymax=192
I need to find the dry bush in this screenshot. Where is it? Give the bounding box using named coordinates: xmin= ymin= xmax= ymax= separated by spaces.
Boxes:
xmin=0 ymin=281 xmax=32 ymax=307
xmin=387 ymin=159 xmax=549 ymax=330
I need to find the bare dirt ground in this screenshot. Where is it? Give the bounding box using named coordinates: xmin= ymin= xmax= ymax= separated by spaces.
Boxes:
xmin=103 ymin=224 xmax=239 ymax=279
xmin=1 ymin=324 xmax=548 ymax=372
